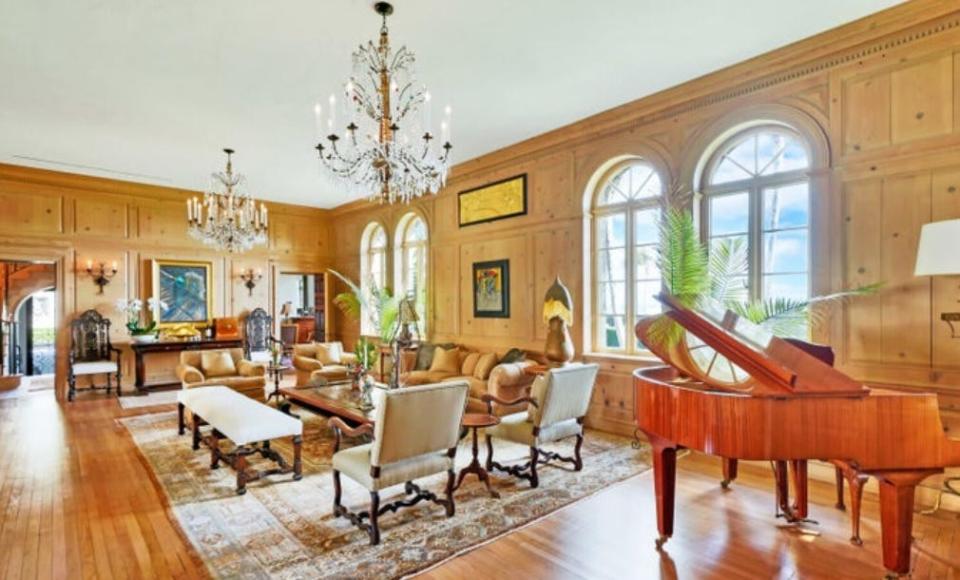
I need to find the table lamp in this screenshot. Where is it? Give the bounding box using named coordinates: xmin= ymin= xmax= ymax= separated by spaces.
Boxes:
xmin=543 ymin=276 xmax=574 ymax=365
xmin=916 ymin=218 xmax=960 ymax=338
xmin=390 ymin=296 xmax=420 ymax=388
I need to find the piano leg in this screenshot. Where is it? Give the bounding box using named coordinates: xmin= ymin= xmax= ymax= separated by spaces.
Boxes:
xmin=790 ymin=460 xmax=809 ymax=519
xmin=834 ymin=465 xmax=846 ymax=510
xmin=721 ymin=458 xmax=738 ymax=489
xmin=874 ymin=470 xmax=941 ymax=576
xmin=650 ymin=436 xmax=678 ymax=550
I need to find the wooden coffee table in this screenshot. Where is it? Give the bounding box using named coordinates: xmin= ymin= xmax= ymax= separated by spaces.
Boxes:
xmin=279 ymin=383 xmax=378 ymax=426
xmin=454 ymin=413 xmax=501 ymax=498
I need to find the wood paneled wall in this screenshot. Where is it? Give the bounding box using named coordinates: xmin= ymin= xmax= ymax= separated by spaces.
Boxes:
xmin=0 ymin=164 xmax=331 ymax=397
xmin=327 ymin=1 xmax=960 ymax=435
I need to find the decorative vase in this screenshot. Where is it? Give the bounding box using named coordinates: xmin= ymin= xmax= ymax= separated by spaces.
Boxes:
xmin=360 ymin=375 xmax=375 ymax=410
xmin=131 ymin=334 xmax=158 ymax=344
xmin=544 ymin=316 xmax=574 ymax=365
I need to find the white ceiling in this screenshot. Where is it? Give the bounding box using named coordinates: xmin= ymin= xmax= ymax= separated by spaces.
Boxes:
xmin=0 ymin=0 xmax=902 ymax=208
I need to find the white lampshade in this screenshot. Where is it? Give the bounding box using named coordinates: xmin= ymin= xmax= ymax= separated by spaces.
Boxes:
xmin=915 ymin=219 xmax=960 ymax=276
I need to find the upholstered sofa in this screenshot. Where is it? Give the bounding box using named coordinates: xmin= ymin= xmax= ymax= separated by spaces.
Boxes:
xmin=176 ymin=348 xmax=267 ymax=402
xmin=292 ymin=341 xmax=359 ymax=386
xmin=399 ymin=346 xmax=538 ymax=415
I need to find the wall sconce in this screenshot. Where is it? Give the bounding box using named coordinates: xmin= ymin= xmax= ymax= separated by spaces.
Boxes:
xmin=239 ymin=268 xmax=263 ymax=296
xmin=85 ymin=260 xmax=118 ymax=294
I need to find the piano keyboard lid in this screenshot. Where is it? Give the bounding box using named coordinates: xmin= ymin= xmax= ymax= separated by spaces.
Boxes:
xmin=657 ymin=293 xmax=869 ymax=398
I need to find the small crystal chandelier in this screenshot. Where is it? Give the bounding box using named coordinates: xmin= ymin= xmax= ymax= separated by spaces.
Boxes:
xmin=186 ymin=148 xmax=268 ymax=253
xmin=313 ymin=1 xmax=453 ymax=205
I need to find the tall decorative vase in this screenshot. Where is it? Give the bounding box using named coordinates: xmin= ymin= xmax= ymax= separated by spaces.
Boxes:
xmin=544 ymin=316 xmax=574 ymax=366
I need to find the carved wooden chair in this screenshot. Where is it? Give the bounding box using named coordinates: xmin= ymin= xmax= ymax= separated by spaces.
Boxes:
xmin=68 ymin=309 xmax=122 ymax=401
xmin=483 ymin=363 xmax=599 ymax=488
xmin=329 ymin=381 xmax=469 ymax=545
xmin=244 ymin=307 xmax=280 ymax=364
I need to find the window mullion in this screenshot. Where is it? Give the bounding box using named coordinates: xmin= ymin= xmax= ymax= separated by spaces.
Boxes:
xmin=626 ymin=208 xmax=635 ymax=354
xmin=750 ymin=185 xmax=763 ymax=302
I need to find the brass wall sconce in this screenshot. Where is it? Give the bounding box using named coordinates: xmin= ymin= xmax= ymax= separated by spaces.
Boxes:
xmin=85 ymin=260 xmax=118 ymax=294
xmin=239 ymin=268 xmax=263 ymax=296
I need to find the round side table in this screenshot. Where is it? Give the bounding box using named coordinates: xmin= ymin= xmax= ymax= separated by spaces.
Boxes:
xmin=266 ymin=363 xmax=291 ymax=406
xmin=455 ymin=413 xmax=501 ymax=498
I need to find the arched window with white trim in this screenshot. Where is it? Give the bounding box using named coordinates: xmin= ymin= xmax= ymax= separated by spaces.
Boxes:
xmin=360 ymin=222 xmax=387 ymax=336
xmin=591 ymin=159 xmax=664 ymax=354
xmin=701 ymin=125 xmax=811 ymax=304
xmin=395 ymin=212 xmax=428 ymax=334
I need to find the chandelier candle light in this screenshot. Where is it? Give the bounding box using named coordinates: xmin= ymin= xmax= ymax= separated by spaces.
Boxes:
xmin=187 ymin=148 xmax=268 ymax=253
xmin=314 ymin=1 xmax=453 ymax=205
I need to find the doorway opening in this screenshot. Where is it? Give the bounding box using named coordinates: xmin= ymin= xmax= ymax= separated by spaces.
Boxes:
xmin=1 ymin=261 xmax=57 ymax=395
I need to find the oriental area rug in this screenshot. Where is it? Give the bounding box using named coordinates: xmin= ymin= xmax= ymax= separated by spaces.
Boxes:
xmin=121 ymin=408 xmax=650 ymax=579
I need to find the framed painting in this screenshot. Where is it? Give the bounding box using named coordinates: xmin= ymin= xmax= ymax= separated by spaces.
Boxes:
xmin=472 ymin=259 xmax=510 ymax=318
xmin=458 ymin=174 xmax=527 ymax=227
xmin=151 ymin=259 xmax=213 ymax=327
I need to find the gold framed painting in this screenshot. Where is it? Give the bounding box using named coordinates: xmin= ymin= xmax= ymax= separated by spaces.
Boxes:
xmin=458 ymin=174 xmax=527 ymax=227
xmin=151 ymin=259 xmax=214 ymax=328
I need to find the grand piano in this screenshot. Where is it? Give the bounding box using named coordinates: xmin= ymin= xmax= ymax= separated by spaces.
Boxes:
xmin=634 ymin=293 xmax=960 ymax=577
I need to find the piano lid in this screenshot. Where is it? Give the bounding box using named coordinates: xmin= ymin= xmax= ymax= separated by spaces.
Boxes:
xmin=655 ymin=293 xmax=868 ymax=397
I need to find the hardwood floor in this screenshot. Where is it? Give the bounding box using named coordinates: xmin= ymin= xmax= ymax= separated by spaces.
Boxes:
xmin=2 ymin=389 xmax=960 ymax=579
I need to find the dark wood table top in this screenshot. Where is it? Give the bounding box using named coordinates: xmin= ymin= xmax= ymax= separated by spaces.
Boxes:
xmin=280 ymin=384 xmax=378 ymax=425
xmin=462 ymin=413 xmax=500 ymax=429
xmin=129 ymin=338 xmax=242 ymax=353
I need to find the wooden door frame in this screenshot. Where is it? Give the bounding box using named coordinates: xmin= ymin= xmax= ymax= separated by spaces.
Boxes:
xmin=0 ymin=242 xmax=74 ymax=401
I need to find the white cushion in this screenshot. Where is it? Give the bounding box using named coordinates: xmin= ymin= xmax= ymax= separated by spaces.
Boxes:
xmin=486 ymin=411 xmax=582 ymax=446
xmin=178 ymin=386 xmax=302 ymax=445
xmin=333 ymin=443 xmax=453 ymax=491
xmin=72 ymin=361 xmax=118 ymax=375
xmin=248 ymin=350 xmax=272 ymax=363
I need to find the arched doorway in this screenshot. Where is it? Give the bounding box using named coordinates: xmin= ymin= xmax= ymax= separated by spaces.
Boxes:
xmin=14 ymin=287 xmax=56 ymax=377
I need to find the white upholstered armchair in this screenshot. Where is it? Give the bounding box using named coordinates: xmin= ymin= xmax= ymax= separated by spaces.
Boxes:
xmin=483 ymin=363 xmax=600 ymax=488
xmin=330 ymin=381 xmax=469 ymax=545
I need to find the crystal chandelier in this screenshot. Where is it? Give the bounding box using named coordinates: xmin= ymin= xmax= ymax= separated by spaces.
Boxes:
xmin=186 ymin=148 xmax=268 ymax=253
xmin=314 ymin=1 xmax=453 ymax=205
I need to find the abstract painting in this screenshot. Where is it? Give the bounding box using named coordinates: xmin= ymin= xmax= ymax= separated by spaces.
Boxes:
xmin=472 ymin=259 xmax=510 ymax=318
xmin=153 ymin=260 xmax=212 ymax=327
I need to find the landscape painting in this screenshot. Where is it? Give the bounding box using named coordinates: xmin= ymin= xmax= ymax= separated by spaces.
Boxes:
xmin=472 ymin=259 xmax=510 ymax=318
xmin=153 ymin=260 xmax=212 ymax=326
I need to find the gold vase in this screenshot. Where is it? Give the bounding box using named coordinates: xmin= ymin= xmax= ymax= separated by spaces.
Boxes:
xmin=544 ymin=316 xmax=575 ymax=365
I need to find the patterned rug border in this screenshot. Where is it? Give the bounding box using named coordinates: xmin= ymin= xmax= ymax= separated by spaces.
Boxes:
xmin=119 ymin=408 xmax=651 ymax=579
xmin=406 ymin=463 xmax=650 ymax=579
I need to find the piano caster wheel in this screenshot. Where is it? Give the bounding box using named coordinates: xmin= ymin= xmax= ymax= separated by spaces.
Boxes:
xmin=849 ymin=536 xmax=863 ymax=546
xmin=655 ymin=535 xmax=669 ymax=550
xmin=720 ymin=479 xmax=732 ymax=490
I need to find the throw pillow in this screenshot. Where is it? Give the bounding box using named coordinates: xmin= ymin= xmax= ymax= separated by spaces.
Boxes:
xmin=461 ymin=352 xmax=480 ymax=376
xmin=473 ymin=352 xmax=498 ymax=380
xmin=315 ymin=342 xmax=342 ymax=365
xmin=501 ymin=348 xmax=526 ymax=364
xmin=201 ymin=351 xmax=237 ymax=378
xmin=429 ymin=346 xmax=461 ymax=375
xmin=414 ymin=343 xmax=437 ymax=370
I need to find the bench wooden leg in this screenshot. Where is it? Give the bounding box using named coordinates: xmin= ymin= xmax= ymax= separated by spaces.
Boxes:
xmin=292 ymin=435 xmax=303 ymax=481
xmin=178 ymin=403 xmax=185 ymax=436
xmin=235 ymin=449 xmax=249 ymax=495
xmin=192 ymin=414 xmax=201 ymax=451
xmin=209 ymin=431 xmax=220 ymax=470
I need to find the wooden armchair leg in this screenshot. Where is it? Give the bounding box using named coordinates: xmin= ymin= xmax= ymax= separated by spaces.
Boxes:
xmin=332 ymin=470 xmax=343 ymax=516
xmin=106 ymin=373 xmax=112 ymax=394
xmin=574 ymin=433 xmax=584 ymax=471
xmin=368 ymin=491 xmax=381 ymax=545
xmin=529 ymin=447 xmax=540 ymax=489
xmin=445 ymin=469 xmax=456 ymax=517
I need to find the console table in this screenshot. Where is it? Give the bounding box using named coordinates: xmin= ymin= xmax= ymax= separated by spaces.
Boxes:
xmin=130 ymin=338 xmax=242 ymax=393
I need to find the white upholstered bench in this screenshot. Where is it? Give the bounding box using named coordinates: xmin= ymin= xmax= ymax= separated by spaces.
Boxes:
xmin=177 ymin=386 xmax=303 ymax=494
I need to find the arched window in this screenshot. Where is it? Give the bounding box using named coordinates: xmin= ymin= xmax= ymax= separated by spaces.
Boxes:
xmin=360 ymin=222 xmax=388 ymax=336
xmin=591 ymin=159 xmax=664 ymax=354
xmin=395 ymin=213 xmax=428 ymax=333
xmin=701 ymin=125 xmax=811 ymax=303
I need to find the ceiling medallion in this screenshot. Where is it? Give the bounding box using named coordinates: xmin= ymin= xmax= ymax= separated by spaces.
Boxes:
xmin=186 ymin=148 xmax=268 ymax=253
xmin=313 ymin=1 xmax=453 ymax=205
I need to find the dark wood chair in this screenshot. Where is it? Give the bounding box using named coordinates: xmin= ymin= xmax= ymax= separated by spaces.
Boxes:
xmin=68 ymin=309 xmax=121 ymax=401
xmin=244 ymin=307 xmax=279 ymax=364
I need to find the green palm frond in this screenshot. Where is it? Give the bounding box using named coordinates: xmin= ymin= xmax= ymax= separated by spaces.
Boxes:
xmin=658 ymin=208 xmax=709 ymax=306
xmin=708 ymin=237 xmax=748 ymax=303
